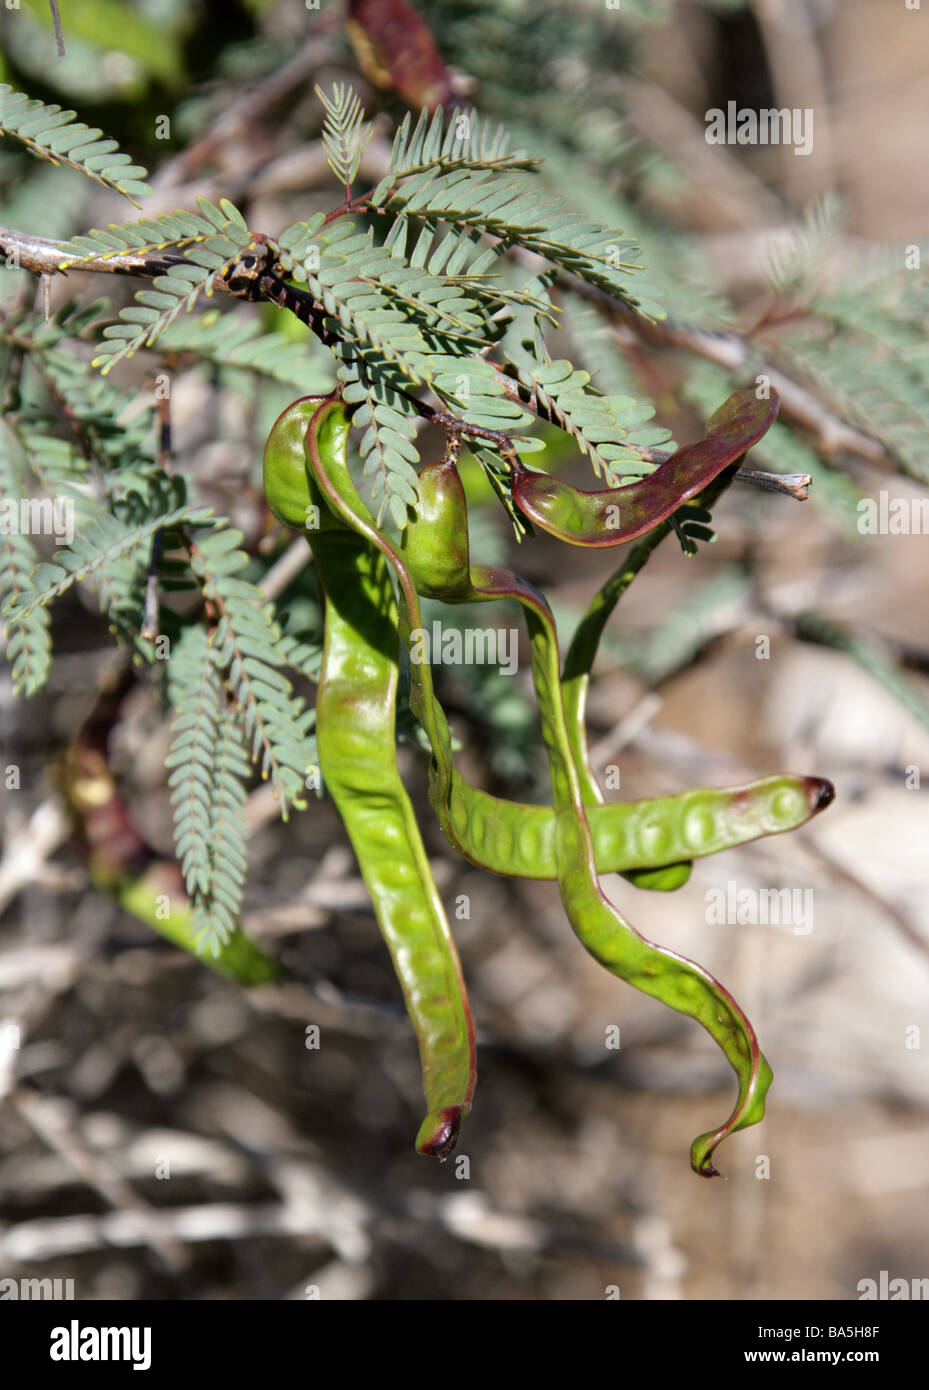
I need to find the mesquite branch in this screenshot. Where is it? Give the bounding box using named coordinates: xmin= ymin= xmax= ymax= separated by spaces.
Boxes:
xmin=0 ymin=220 xmax=806 ymax=497
xmin=566 ymin=276 xmax=890 ymax=470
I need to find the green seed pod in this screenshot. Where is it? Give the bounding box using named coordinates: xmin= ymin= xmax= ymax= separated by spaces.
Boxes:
xmin=512 ymin=388 xmax=779 ymax=547
xmin=264 ymin=396 xmax=476 ymax=1159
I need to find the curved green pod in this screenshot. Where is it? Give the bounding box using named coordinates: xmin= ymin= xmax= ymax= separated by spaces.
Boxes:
xmin=519 ymin=588 xmax=774 ymax=1177
xmin=401 ymin=454 xmax=692 ymax=890
xmin=511 ymin=387 xmax=779 ymax=546
xmin=401 ymin=456 xmax=833 ymax=879
xmin=439 ymin=773 xmax=832 ymax=880
xmin=264 ymin=396 xmax=476 ymax=1159
xmin=305 ymin=403 xmax=780 ymax=1177
xmin=557 ymin=398 xmax=778 ymax=888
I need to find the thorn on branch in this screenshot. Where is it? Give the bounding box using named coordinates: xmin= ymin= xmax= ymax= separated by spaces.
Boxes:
xmin=49 ymin=1 xmax=66 ymax=58
xmin=735 ymin=468 xmax=812 ymax=501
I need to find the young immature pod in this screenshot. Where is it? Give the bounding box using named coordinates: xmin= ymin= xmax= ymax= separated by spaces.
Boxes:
xmin=511 ymin=387 xmax=779 ymax=546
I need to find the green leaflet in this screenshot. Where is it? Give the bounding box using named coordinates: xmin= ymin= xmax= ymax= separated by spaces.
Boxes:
xmin=0 ymin=81 xmax=151 ymax=203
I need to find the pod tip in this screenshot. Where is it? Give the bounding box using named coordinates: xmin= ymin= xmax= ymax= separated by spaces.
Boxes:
xmin=416 ymin=1106 xmax=466 ymax=1161
xmin=808 ymin=777 xmax=836 ymax=813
